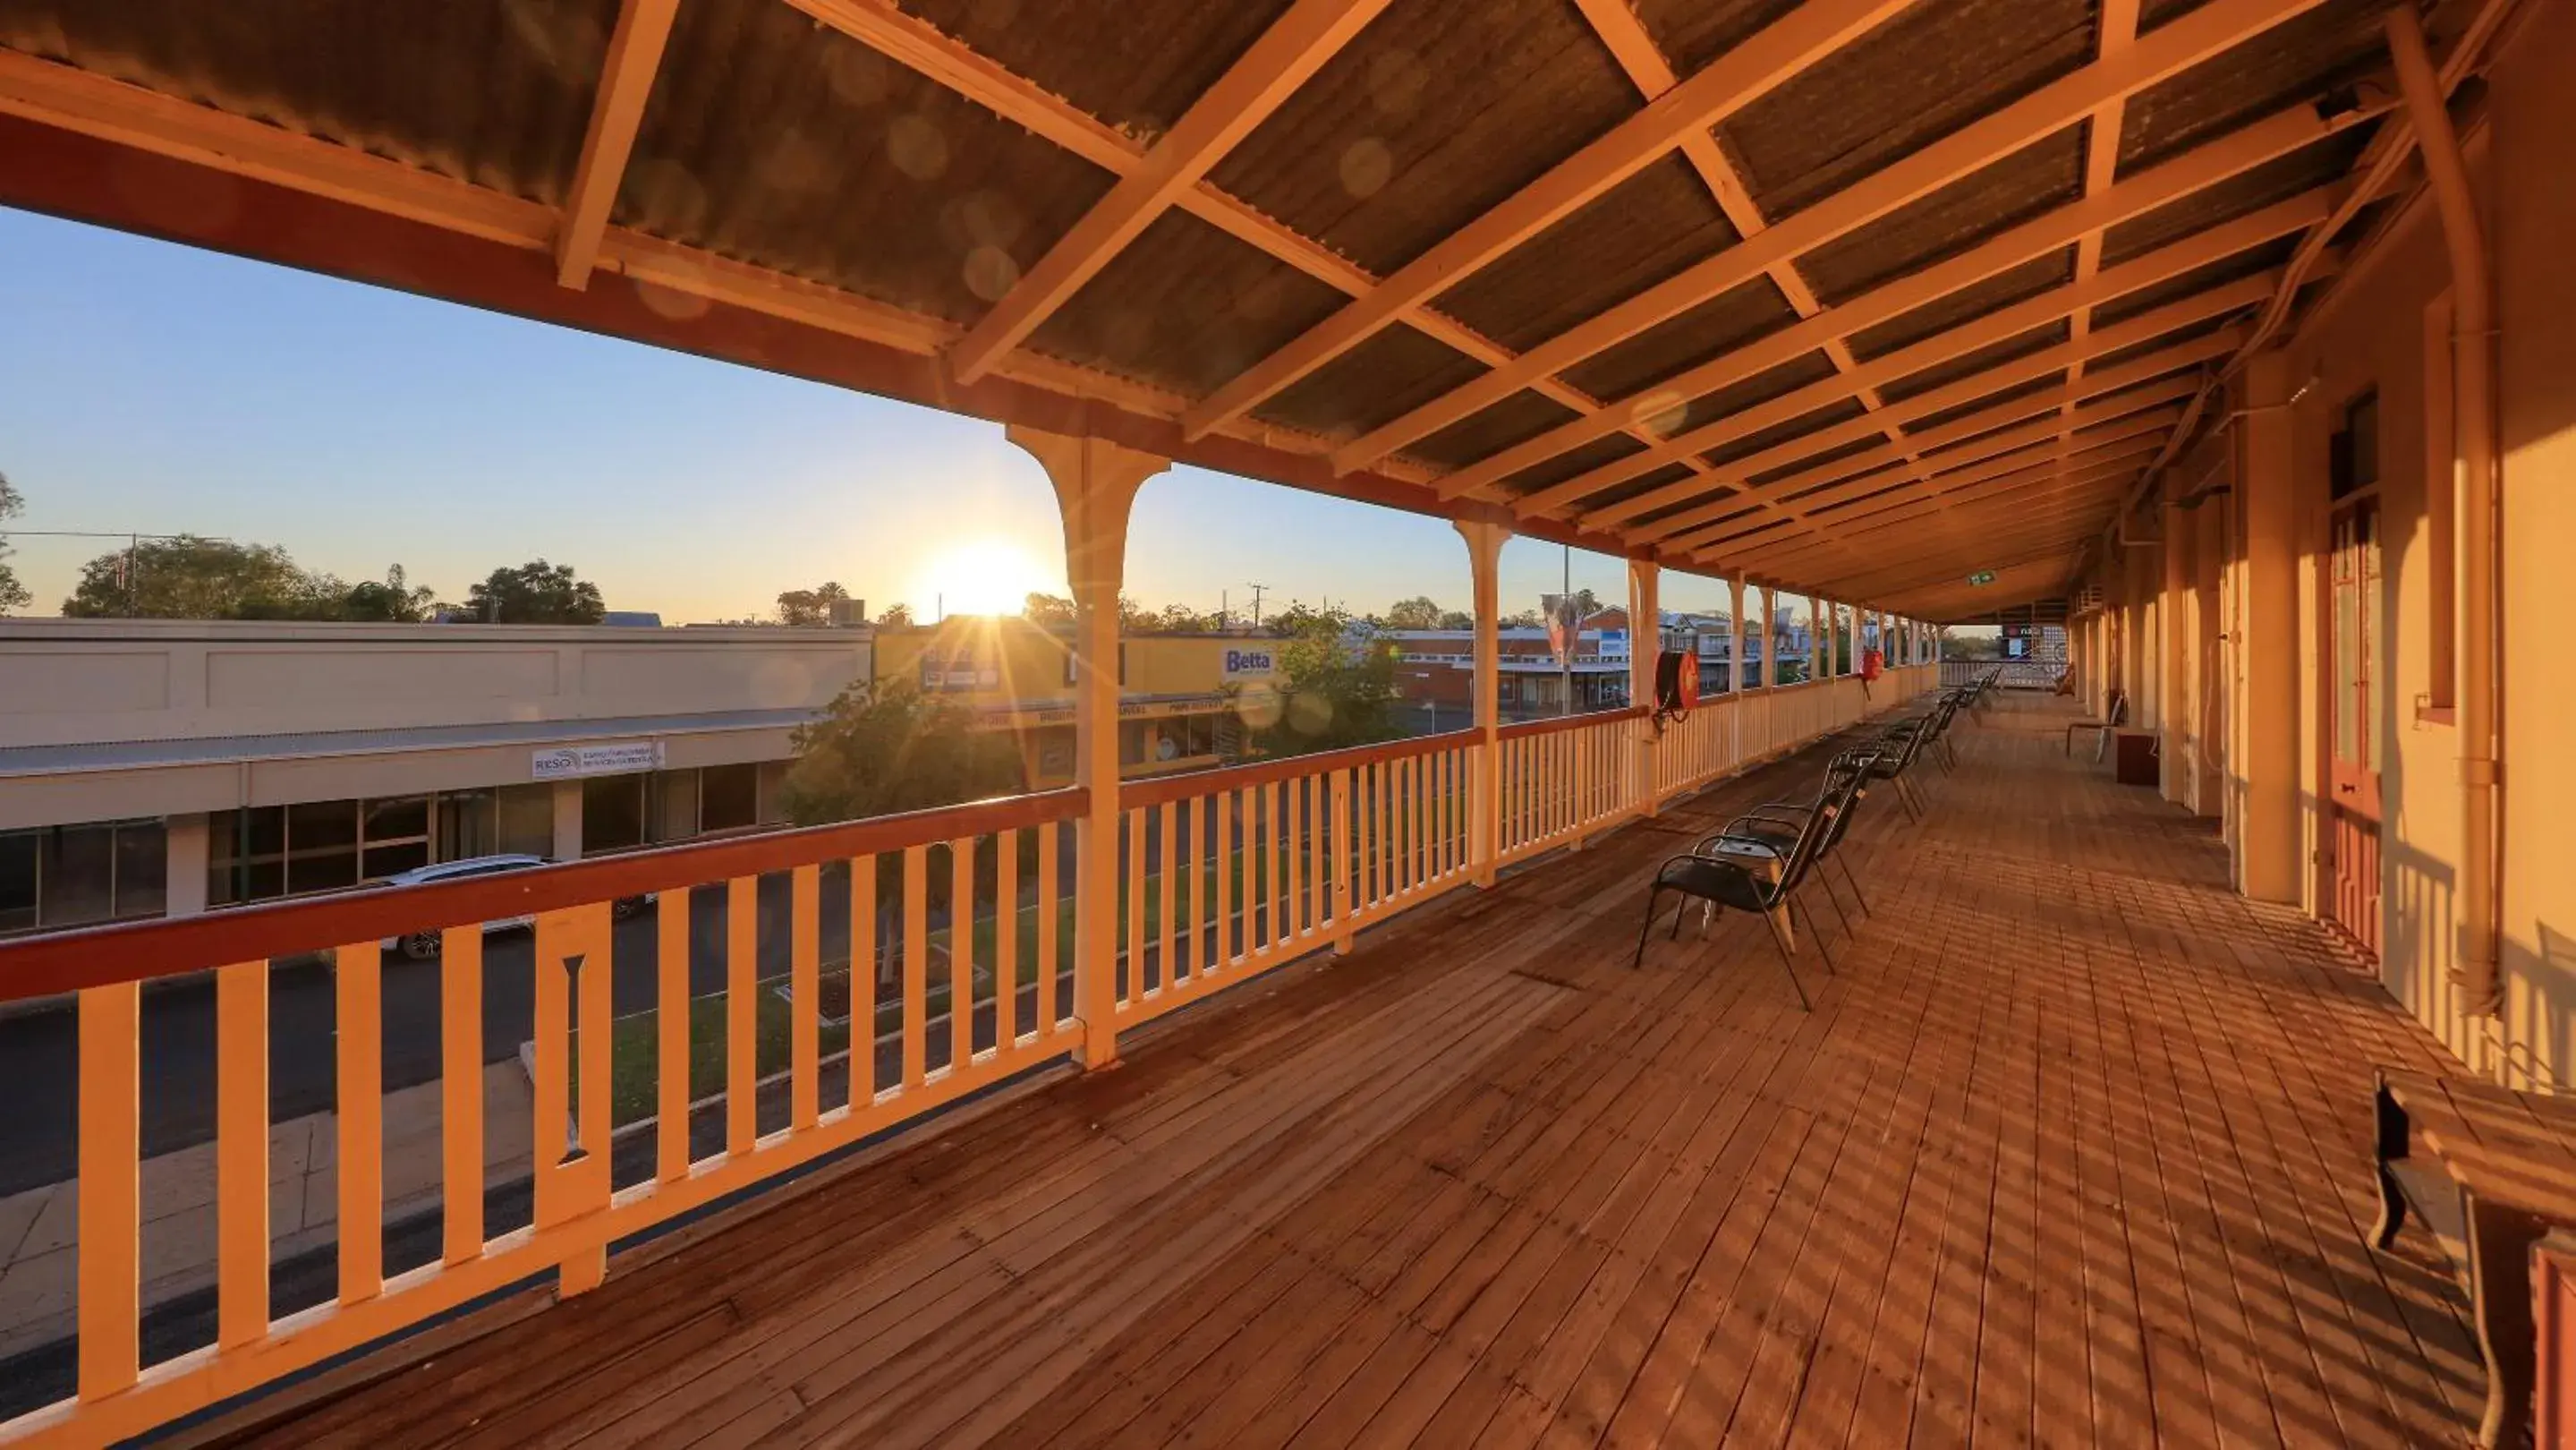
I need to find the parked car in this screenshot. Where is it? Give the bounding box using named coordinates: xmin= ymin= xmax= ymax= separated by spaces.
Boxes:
xmin=381 ymin=854 xmax=649 ymax=960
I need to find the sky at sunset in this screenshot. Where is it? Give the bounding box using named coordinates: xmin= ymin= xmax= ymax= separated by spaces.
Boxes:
xmin=0 ymin=204 xmax=1800 ymax=627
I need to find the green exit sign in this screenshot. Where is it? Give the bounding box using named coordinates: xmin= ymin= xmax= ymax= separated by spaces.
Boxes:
xmin=1968 ymin=570 xmax=1997 ymax=586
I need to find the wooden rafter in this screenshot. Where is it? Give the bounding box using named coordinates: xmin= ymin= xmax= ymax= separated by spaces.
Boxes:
xmin=1501 ymin=187 xmax=2325 ymax=520
xmin=1663 ymin=401 xmax=2186 ymax=553
xmin=1734 ymin=454 xmax=2149 ymax=567
xmin=0 ymin=48 xmax=1412 ymax=490
xmin=1568 ymin=274 xmax=2270 ymax=531
xmin=1174 ymin=0 xmax=1919 ymax=441
xmin=1440 ymin=101 xmax=2344 ymax=507
xmin=1680 ymin=320 xmax=2238 ymax=510
xmin=0 ymin=0 xmax=2416 ymax=618
xmin=1567 ymin=0 xmax=1939 ymax=579
xmin=556 ymin=0 xmax=681 ymax=288
xmin=2061 ymin=0 xmax=2147 ymax=412
xmin=1684 ymin=456 xmax=2164 ymax=585
xmin=944 ymin=0 xmax=1393 ymax=384
xmin=1630 ymin=371 xmax=2202 ymax=546
xmin=785 ymin=0 xmax=1725 ymax=489
xmin=1335 ymin=0 xmax=2328 ymax=475
xmin=1815 ymin=517 xmax=2114 ymax=595
xmin=1670 ymin=405 xmax=2180 ymax=550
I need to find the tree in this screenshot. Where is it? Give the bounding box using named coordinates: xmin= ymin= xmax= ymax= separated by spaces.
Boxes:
xmin=776 ymin=581 xmax=854 ymax=627
xmin=1499 ymin=608 xmax=1543 ymax=629
xmin=1022 ymin=592 xmax=1075 ymax=626
xmin=1436 ymin=610 xmax=1475 ymax=630
xmin=1382 ymin=595 xmax=1443 ymax=629
xmin=1241 ymin=607 xmax=1400 ymax=757
xmin=64 ymin=535 xmax=310 ymax=618
xmin=778 ymin=678 xmax=1027 ymax=827
xmin=337 ymin=566 xmax=438 ymax=622
xmin=1264 ymin=601 xmax=1339 ymax=637
xmin=1155 ymin=602 xmax=1212 ymax=633
xmin=0 ymin=473 xmax=28 ymax=613
xmin=458 ymin=559 xmax=606 ymax=624
xmin=875 ymin=601 xmax=915 ymax=628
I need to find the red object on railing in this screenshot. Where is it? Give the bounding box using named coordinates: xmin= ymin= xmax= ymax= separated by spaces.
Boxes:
xmin=1861 ymin=646 xmax=1883 ymax=683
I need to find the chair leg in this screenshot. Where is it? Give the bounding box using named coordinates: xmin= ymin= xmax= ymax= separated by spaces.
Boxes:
xmin=1670 ymin=899 xmax=1688 ymax=941
xmin=1836 ymin=856 xmax=1870 ymax=917
xmin=1793 ymin=896 xmax=1837 ymax=975
xmin=1631 ymin=886 xmax=1663 ymax=970
xmin=2094 ymin=728 xmax=2110 ymax=764
xmin=1760 ymin=909 xmax=1812 ymax=1011
xmin=1815 ymin=867 xmax=1857 ymax=940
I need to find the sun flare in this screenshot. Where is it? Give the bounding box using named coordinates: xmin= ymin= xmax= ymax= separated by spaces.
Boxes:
xmin=910 ymin=537 xmax=1052 ymax=619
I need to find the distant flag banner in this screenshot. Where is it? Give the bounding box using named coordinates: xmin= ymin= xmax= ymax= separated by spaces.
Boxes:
xmin=1541 ymin=593 xmax=1585 ymax=661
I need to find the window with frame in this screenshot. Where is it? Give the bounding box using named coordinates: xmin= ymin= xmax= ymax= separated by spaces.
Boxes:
xmin=0 ymin=820 xmax=166 ymax=934
xmin=212 ymin=789 xmax=502 ymax=907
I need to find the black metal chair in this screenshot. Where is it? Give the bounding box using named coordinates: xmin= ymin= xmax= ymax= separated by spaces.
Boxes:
xmin=2067 ymin=689 xmax=2129 ymax=761
xmin=1633 ymin=754 xmax=1867 ymax=1009
xmin=1703 ymin=747 xmax=1876 ymax=934
xmin=1863 ymin=715 xmax=1936 ymax=820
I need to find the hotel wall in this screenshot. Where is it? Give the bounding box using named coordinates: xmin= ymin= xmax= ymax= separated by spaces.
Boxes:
xmin=2249 ymin=0 xmax=2574 ymax=1088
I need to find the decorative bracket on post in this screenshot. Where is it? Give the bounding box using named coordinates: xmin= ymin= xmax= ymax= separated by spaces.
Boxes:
xmin=1008 ymin=425 xmax=1169 ymax=1070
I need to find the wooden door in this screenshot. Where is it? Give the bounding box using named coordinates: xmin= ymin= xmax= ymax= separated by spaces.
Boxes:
xmin=2326 ymin=497 xmax=2383 ymax=958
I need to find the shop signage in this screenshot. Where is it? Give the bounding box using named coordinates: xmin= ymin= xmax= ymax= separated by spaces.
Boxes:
xmin=531 ymin=741 xmax=665 ymax=780
xmin=1222 ymin=647 xmax=1277 ymax=679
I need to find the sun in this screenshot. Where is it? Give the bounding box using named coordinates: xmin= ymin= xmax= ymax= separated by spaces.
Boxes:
xmin=911 ymin=536 xmax=1052 ymax=618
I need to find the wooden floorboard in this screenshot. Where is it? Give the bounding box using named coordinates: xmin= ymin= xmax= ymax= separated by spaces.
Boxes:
xmin=216 ymin=693 xmax=2491 ymax=1448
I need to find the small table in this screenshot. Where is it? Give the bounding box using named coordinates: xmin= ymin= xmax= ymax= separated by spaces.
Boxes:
xmin=2373 ymin=1067 xmax=2576 ymax=1446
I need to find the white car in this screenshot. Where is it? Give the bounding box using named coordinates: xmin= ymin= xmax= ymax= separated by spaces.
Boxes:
xmin=381 ymin=854 xmax=648 ymax=960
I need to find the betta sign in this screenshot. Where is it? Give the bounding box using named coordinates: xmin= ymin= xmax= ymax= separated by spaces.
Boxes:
xmin=1221 ymin=647 xmax=1277 ymax=680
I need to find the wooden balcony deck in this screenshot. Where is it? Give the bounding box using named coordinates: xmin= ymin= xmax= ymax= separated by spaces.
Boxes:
xmin=198 ymin=695 xmax=2486 ymax=1448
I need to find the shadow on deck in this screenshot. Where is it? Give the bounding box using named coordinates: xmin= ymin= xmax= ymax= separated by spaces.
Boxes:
xmin=188 ymin=695 xmax=2487 ymax=1448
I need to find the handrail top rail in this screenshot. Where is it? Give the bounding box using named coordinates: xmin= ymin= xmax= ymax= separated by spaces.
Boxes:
xmin=1494 ymin=704 xmax=1652 ymax=742
xmin=0 ymin=786 xmax=1088 ymax=1002
xmin=1118 ymin=725 xmax=1483 ymax=808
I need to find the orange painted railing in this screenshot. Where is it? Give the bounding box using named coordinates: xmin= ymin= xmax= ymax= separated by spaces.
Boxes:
xmin=1111 ymin=729 xmax=1479 ymax=1026
xmin=0 ymin=670 xmax=1944 ymax=1444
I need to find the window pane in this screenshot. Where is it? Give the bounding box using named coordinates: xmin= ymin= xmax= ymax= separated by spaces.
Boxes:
xmin=210 ymin=807 xmax=285 ymax=908
xmin=114 ymin=823 xmax=166 ymax=920
xmin=43 ymin=825 xmax=117 ymax=927
xmin=285 ymin=799 xmax=360 ymax=895
xmin=582 ymin=775 xmax=645 ymax=854
xmin=438 ymin=790 xmax=497 ymax=861
xmin=242 ymin=805 xmax=286 ymax=857
xmin=0 ymin=832 xmax=37 ymax=934
xmin=288 ymin=844 xmax=360 ymax=896
xmin=650 ymin=769 xmax=700 ymax=843
xmin=701 ymin=764 xmax=758 ymax=832
xmin=498 ymin=784 xmax=556 ymax=857
xmin=364 ymin=795 xmax=430 ymax=845
xmin=243 ymin=860 xmax=285 ymax=902
xmin=288 ymin=800 xmax=358 ymax=852
xmin=362 ymin=840 xmax=430 ymax=879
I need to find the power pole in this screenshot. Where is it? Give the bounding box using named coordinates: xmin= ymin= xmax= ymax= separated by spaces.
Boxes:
xmin=1245 ymin=582 xmax=1267 ymax=631
xmin=1560 ymin=544 xmax=1573 ymax=717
